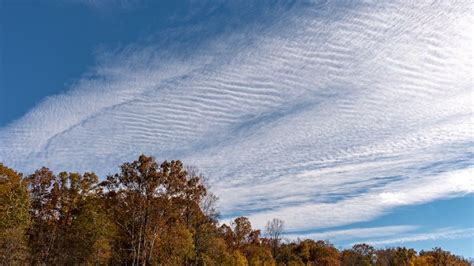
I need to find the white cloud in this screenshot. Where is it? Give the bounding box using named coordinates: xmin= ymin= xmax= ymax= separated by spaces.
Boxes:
xmin=242 ymin=168 xmax=474 ymax=231
xmin=364 ymin=227 xmax=474 ymax=246
xmin=286 ymin=225 xmax=417 ymax=243
xmin=0 ymin=1 xmax=472 ymax=235
xmin=284 ymin=225 xmax=474 ymax=249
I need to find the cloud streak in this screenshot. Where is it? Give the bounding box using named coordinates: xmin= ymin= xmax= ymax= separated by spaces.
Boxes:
xmin=1 ymin=0 xmax=472 ymax=238
xmin=364 ymin=227 xmax=474 ymax=246
xmin=286 ymin=225 xmax=418 ymax=243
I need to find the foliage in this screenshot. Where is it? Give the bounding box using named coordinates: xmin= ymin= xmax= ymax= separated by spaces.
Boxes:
xmin=266 ymin=218 xmax=284 ymax=258
xmin=26 ymin=168 xmax=114 ymax=264
xmin=0 ymin=155 xmax=470 ymax=265
xmin=0 ymin=164 xmax=30 ymax=264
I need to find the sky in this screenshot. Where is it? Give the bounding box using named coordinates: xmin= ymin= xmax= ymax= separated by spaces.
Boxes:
xmin=1 ymin=0 xmax=473 ymax=257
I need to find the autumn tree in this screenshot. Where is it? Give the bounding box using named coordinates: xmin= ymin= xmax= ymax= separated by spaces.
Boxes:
xmin=63 ymin=184 xmax=116 ymax=264
xmin=183 ymin=166 xmax=222 ymax=264
xmin=418 ymin=247 xmax=470 ymax=266
xmin=375 ymin=247 xmax=416 ymax=266
xmin=100 ymin=155 xmax=210 ymax=265
xmin=0 ymin=157 xmax=471 ymax=265
xmin=26 ymin=168 xmax=114 ymax=264
xmin=232 ymin=216 xmax=253 ymax=250
xmin=222 ymin=216 xmax=275 ymax=265
xmin=265 ymin=218 xmax=284 ymax=258
xmin=341 ymin=243 xmax=376 ymax=266
xmin=276 ymin=242 xmax=305 ymax=265
xmin=26 ymin=167 xmax=57 ymax=264
xmin=306 ymin=240 xmax=340 ymax=266
xmin=0 ymin=164 xmax=30 ymax=264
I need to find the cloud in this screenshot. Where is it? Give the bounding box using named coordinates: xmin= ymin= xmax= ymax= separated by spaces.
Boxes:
xmin=0 ymin=1 xmax=472 ymax=236
xmin=364 ymin=227 xmax=474 ymax=246
xmin=241 ymin=168 xmax=474 ymax=231
xmin=286 ymin=225 xmax=418 ymax=243
xmin=286 ymin=225 xmax=474 ymax=249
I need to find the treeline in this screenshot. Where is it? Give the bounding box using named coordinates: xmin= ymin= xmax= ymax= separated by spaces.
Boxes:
xmin=0 ymin=155 xmax=470 ymax=265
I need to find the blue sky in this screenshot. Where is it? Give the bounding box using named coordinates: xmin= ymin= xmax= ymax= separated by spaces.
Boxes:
xmin=1 ymin=0 xmax=473 ymax=257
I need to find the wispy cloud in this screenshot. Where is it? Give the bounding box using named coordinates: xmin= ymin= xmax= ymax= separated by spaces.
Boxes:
xmin=284 ymin=225 xmax=474 ymax=249
xmin=1 ymin=1 xmax=472 ymax=236
xmin=286 ymin=225 xmax=418 ymax=243
xmin=364 ymin=227 xmax=474 ymax=246
xmin=243 ymin=168 xmax=473 ymax=230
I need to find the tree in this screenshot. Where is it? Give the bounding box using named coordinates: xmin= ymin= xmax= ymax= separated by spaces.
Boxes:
xmin=277 ymin=243 xmax=305 ymax=265
xmin=306 ymin=240 xmax=340 ymax=266
xmin=155 ymin=221 xmax=195 ymax=264
xmin=100 ymin=155 xmax=209 ymax=265
xmin=0 ymin=164 xmax=30 ymax=264
xmin=418 ymin=247 xmax=470 ymax=266
xmin=341 ymin=244 xmax=375 ymax=266
xmin=231 ymin=216 xmax=253 ymax=250
xmin=222 ymin=217 xmax=275 ymax=265
xmin=376 ymin=247 xmax=416 ymax=266
xmin=265 ymin=218 xmax=284 ymax=257
xmin=26 ymin=168 xmax=114 ymax=264
xmin=1 ymin=157 xmax=471 ymax=265
xmin=245 ymin=229 xmax=275 ymax=266
xmin=63 ymin=190 xmax=116 ymax=264
xmin=100 ymin=154 xmax=167 ymax=265
xmin=26 ymin=167 xmax=57 ymax=264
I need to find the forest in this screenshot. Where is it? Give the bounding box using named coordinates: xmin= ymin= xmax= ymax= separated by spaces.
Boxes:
xmin=0 ymin=154 xmax=470 ymax=265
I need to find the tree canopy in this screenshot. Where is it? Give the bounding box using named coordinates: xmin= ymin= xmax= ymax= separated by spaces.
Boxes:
xmin=0 ymin=156 xmax=470 ymax=265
